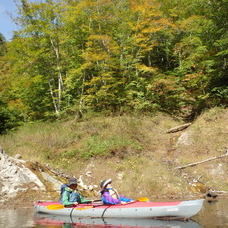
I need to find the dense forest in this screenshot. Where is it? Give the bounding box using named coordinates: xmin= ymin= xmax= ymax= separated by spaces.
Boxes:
xmin=0 ymin=0 xmax=227 ymax=133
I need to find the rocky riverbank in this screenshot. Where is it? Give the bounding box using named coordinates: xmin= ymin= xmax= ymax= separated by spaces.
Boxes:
xmin=0 ymin=147 xmax=99 ymax=209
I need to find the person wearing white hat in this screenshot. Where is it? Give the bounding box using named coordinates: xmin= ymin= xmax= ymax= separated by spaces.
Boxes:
xmin=100 ymin=179 xmax=133 ymax=205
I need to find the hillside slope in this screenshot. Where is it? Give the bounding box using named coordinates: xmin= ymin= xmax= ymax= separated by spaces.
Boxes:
xmin=0 ymin=108 xmax=227 ymax=202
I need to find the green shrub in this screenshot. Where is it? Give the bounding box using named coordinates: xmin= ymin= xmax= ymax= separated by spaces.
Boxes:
xmin=81 ymin=135 xmax=142 ymax=158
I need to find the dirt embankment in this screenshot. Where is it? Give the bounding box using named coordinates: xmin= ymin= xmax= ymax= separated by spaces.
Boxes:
xmin=0 ymin=108 xmax=228 ymax=208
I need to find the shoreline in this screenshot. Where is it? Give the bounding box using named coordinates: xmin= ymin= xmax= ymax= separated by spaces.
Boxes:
xmin=1 ymin=192 xmax=227 ymax=210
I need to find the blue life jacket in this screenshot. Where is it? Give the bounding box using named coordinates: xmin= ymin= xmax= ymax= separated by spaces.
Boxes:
xmin=70 ymin=191 xmax=81 ymax=203
xmin=59 ymin=184 xmax=81 ymax=203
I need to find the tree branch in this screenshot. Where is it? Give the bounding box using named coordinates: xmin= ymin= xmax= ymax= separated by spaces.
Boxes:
xmin=176 ymin=149 xmax=228 ymax=170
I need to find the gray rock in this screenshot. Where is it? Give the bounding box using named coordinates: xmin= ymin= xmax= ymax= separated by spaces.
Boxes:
xmin=0 ymin=147 xmax=45 ymax=201
xmin=176 ymin=131 xmax=193 ymax=146
xmin=15 ymin=154 xmax=22 ymax=159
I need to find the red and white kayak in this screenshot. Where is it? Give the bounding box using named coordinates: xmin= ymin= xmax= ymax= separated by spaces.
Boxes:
xmin=34 ymin=199 xmax=204 ymax=219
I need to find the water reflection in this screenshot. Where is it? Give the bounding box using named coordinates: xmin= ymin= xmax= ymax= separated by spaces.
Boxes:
xmin=33 ymin=213 xmax=202 ymax=228
xmin=0 ymin=208 xmax=34 ymax=228
xmin=194 ymin=199 xmax=228 ymax=227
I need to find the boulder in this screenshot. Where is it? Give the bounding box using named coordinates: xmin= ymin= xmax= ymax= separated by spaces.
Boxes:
xmin=0 ymin=147 xmax=99 ymax=204
xmin=0 ymin=147 xmax=46 ymax=202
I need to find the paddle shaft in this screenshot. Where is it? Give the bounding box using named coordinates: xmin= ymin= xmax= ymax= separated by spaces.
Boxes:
xmin=45 ymin=197 xmax=150 ymax=210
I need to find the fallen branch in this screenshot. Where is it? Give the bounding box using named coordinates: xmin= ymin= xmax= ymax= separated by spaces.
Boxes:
xmin=212 ymin=190 xmax=228 ymax=194
xmin=176 ymin=149 xmax=228 ymax=170
xmin=44 ymin=163 xmax=71 ymax=179
xmin=166 ymin=123 xmax=192 ymax=134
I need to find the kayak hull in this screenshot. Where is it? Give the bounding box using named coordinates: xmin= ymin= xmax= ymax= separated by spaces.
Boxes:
xmin=34 ymin=199 xmax=204 ymax=218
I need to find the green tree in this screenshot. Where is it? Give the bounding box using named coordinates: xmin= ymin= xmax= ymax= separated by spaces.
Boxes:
xmin=1 ymin=0 xmax=227 ymax=122
xmin=206 ymin=0 xmax=228 ymax=106
xmin=12 ymin=0 xmax=69 ymax=117
xmin=0 ymin=33 xmax=6 ymax=56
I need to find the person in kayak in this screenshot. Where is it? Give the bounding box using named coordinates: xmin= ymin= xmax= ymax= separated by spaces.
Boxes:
xmin=60 ymin=177 xmax=91 ymax=207
xmin=100 ymin=179 xmax=133 ymax=205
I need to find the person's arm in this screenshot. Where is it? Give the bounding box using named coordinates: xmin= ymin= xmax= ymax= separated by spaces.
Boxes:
xmin=79 ymin=193 xmax=91 ymax=203
xmin=102 ymin=191 xmax=121 ymax=204
xmin=120 ymin=195 xmax=133 ymax=202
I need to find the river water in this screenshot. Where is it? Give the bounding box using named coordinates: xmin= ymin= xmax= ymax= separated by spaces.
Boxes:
xmin=0 ymin=199 xmax=228 ymax=228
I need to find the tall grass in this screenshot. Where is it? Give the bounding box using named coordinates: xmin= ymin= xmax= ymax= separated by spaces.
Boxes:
xmin=0 ymin=115 xmax=149 ymax=162
xmin=0 ymin=121 xmax=80 ymax=161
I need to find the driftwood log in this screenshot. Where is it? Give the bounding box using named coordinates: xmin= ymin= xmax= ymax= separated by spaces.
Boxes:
xmin=166 ymin=123 xmax=192 ymax=134
xmin=176 ymin=149 xmax=228 ymax=170
xmin=44 ymin=163 xmax=71 ymax=179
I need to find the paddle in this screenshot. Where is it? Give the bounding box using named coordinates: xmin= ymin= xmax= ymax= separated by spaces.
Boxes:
xmin=46 ymin=197 xmax=150 ymax=210
xmin=137 ymin=197 xmax=150 ymax=202
xmin=46 ymin=204 xmax=65 ymax=210
xmin=46 ymin=200 xmax=102 ymax=210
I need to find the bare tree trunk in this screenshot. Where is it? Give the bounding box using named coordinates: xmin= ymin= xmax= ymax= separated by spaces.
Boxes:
xmin=50 ymin=38 xmax=63 ymax=112
xmin=78 ymin=74 xmax=85 ymax=118
xmin=48 ymin=80 xmax=59 ymax=114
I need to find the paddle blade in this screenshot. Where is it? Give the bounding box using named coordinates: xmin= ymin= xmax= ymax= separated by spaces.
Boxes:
xmin=46 ymin=205 xmax=94 ymax=210
xmin=137 ymin=197 xmax=150 ymax=202
xmin=46 ymin=204 xmax=65 ymax=210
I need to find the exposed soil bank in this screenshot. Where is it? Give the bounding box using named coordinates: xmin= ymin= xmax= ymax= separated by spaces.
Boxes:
xmin=0 ymin=108 xmax=227 ymax=209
